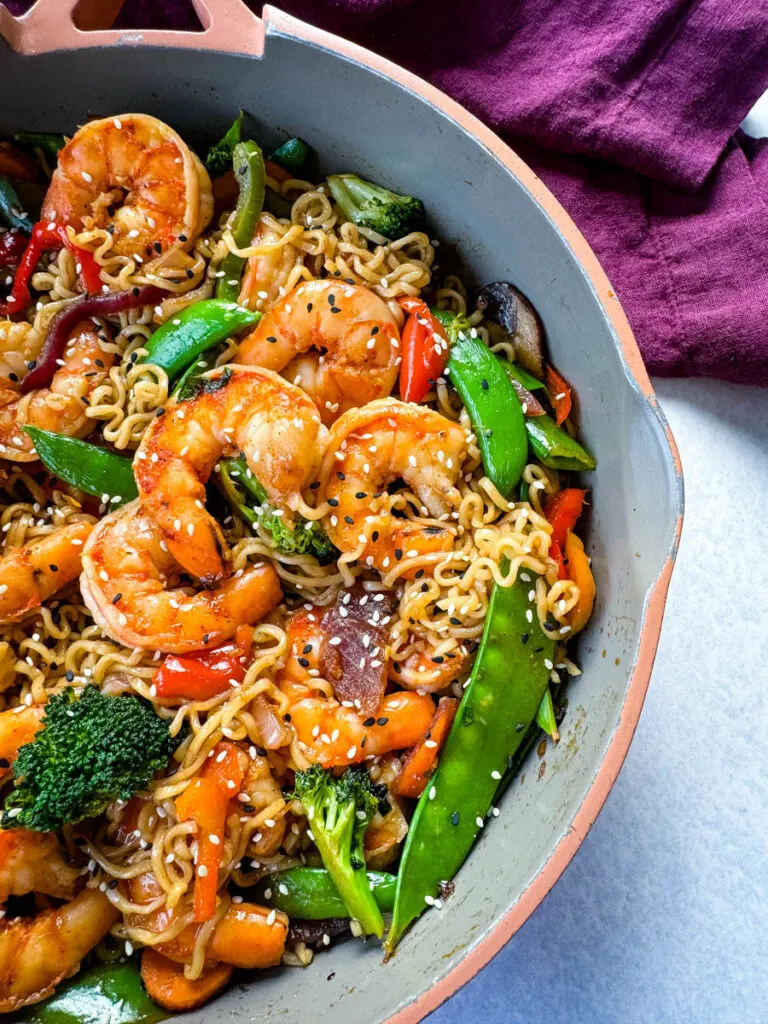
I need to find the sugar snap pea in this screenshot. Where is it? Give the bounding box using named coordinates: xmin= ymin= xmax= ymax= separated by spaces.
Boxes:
xmin=255 ymin=867 xmax=396 ymax=920
xmin=24 ymin=427 xmax=137 ymax=505
xmin=142 ymin=299 xmax=259 ymax=381
xmin=20 ymin=959 xmax=166 ymax=1024
xmin=386 ymin=572 xmax=555 ymax=951
xmin=525 ymin=413 xmax=596 ymax=471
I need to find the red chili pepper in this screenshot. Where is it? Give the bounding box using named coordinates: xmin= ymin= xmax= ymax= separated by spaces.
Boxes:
xmin=175 ymin=741 xmax=246 ymax=922
xmin=154 ymin=625 xmax=254 ymax=701
xmin=544 ymin=488 xmax=586 ymax=579
xmin=545 ymin=364 xmax=572 ymax=426
xmin=397 ymin=296 xmax=450 ymax=404
xmin=0 ymin=220 xmax=103 ymax=316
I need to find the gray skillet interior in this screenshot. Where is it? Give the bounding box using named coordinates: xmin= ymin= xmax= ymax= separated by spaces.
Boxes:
xmin=0 ymin=24 xmax=680 ymax=1024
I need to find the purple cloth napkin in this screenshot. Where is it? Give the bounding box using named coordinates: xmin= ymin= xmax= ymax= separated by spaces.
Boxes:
xmin=7 ymin=0 xmax=768 ymax=385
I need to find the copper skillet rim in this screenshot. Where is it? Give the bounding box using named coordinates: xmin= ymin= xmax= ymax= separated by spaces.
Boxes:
xmin=0 ymin=3 xmax=684 ymax=1021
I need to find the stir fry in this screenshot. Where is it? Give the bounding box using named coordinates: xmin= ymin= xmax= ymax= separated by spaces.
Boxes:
xmin=0 ymin=112 xmax=596 ymax=1018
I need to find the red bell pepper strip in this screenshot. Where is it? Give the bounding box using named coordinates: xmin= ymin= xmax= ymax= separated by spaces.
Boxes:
xmin=396 ymin=696 xmax=458 ymax=799
xmin=154 ymin=625 xmax=254 ymax=701
xmin=544 ymin=488 xmax=586 ymax=579
xmin=1 ymin=220 xmax=102 ymax=315
xmin=175 ymin=741 xmax=246 ymax=923
xmin=545 ymin=364 xmax=572 ymax=426
xmin=397 ymin=296 xmax=450 ymax=404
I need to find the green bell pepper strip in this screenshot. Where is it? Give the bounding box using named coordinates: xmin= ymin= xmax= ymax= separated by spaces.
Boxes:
xmin=142 ymin=299 xmax=259 ymax=381
xmin=255 ymin=867 xmax=396 ymax=920
xmin=386 ymin=573 xmax=556 ymax=952
xmin=215 ymin=140 xmax=265 ymax=303
xmin=205 ymin=110 xmax=244 ymax=177
xmin=524 ymin=413 xmax=596 ymax=471
xmin=0 ymin=175 xmax=33 ymax=232
xmin=24 ymin=427 xmax=137 ymax=505
xmin=14 ymin=131 xmax=66 ymax=161
xmin=20 ymin=960 xmax=167 ymax=1024
xmin=501 ymin=358 xmax=546 ymax=392
xmin=268 ymin=137 xmax=311 ymax=174
xmin=444 ymin=323 xmax=528 ymax=497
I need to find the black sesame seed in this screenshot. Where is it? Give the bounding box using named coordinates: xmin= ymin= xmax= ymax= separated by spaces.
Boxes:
xmin=132 ymin=287 xmax=140 ymax=297
xmin=307 ymin=302 xmax=313 ymax=312
xmin=451 ymin=811 xmax=460 ymax=826
xmin=415 ymin=569 xmax=425 ymax=579
xmin=420 ymin=582 xmax=429 ymax=593
xmin=392 ymin=662 xmax=401 ymax=673
xmin=108 ymin=878 xmax=119 ymax=889
xmin=302 ymin=643 xmax=313 ymax=655
xmin=450 ymin=617 xmax=461 ymax=625
xmin=284 ymin=713 xmax=291 ymax=722
xmin=8 ymin=372 xmax=17 ymax=382
xmin=376 ymin=717 xmax=389 ymax=727
xmin=327 ymin=497 xmax=339 ymax=507
xmin=344 ymin=515 xmax=354 ymax=524
xmin=155 ymin=407 xmax=165 ymax=417
xmin=186 ymin=268 xmax=194 ymax=278
xmin=534 ymin=646 xmax=544 ymax=653
xmin=360 ymin=736 xmax=367 ymax=747
xmin=355 ymin=491 xmax=367 ymax=499
xmin=95 ymin=358 xmax=105 ymax=367
xmin=26 ymin=360 xmax=36 ymax=370
xmin=363 ymin=717 xmax=376 ymax=727
xmin=371 ymin=326 xmax=379 ymax=335
xmin=394 ymin=548 xmax=403 ymax=560
xmin=112 ymin=593 xmax=122 ymax=605
xmin=203 ymin=633 xmax=210 ymax=644
xmin=65 ymin=670 xmax=74 ymax=681
xmin=179 ymin=233 xmax=187 ymax=242
xmin=331 ymin=306 xmax=341 ymax=314
xmin=256 ymin=746 xmax=267 ymax=756
xmin=49 ymin=563 xmax=58 ymax=572
xmin=298 ymin=656 xmax=310 ymax=668
xmin=336 ymin=471 xmax=345 ymax=481
xmin=481 ymin=378 xmax=489 ymax=390
xmin=310 ymin=480 xmax=321 ymax=490
xmin=243 ymin=803 xmax=255 ymax=813
xmin=266 ymin=336 xmax=277 ymax=344
xmin=327 ymin=294 xmax=335 ymax=305
xmin=371 ymin=530 xmax=379 ymax=542
xmin=431 ymin=655 xmax=444 ymax=664
xmin=153 ymin=241 xmax=162 ymax=254
xmin=520 ymin=632 xmax=529 ymax=644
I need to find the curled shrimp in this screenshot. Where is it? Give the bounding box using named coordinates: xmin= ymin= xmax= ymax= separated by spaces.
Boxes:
xmin=80 ymin=499 xmax=282 ymax=654
xmin=238 ymin=279 xmax=401 ymax=424
xmin=42 ymin=113 xmax=213 ymax=266
xmin=0 ymin=829 xmax=80 ymax=905
xmin=0 ymin=320 xmax=115 ymax=461
xmin=135 ymin=364 xmax=328 ymax=584
xmin=0 ymin=888 xmax=119 ymax=1013
xmin=0 ymin=704 xmax=45 ymax=781
xmin=317 ymin=397 xmax=467 ymax=576
xmin=238 ymin=215 xmax=301 ymax=313
xmin=388 ymin=637 xmax=471 ymax=693
xmin=0 ymin=519 xmax=93 ymax=624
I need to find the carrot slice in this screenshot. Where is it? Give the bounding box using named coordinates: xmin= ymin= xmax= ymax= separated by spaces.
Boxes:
xmin=396 ymin=697 xmax=458 ymax=799
xmin=141 ymin=948 xmax=233 ymax=1012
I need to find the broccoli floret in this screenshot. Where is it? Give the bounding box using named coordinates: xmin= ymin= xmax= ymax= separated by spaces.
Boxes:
xmin=217 ymin=454 xmax=337 ymax=565
xmin=1 ymin=686 xmax=182 ymax=832
xmin=205 ymin=110 xmax=244 ymax=177
xmin=326 ymin=173 xmax=425 ymax=240
xmin=294 ymin=764 xmax=387 ymax=937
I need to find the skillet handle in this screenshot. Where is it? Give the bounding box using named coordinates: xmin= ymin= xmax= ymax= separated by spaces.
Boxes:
xmin=0 ymin=0 xmax=264 ymax=56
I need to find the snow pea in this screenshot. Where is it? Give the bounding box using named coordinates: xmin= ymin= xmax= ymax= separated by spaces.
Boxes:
xmin=0 ymin=175 xmax=33 ymax=232
xmin=386 ymin=572 xmax=556 ymax=951
xmin=215 ymin=140 xmax=265 ymax=303
xmin=256 ymin=867 xmax=396 ymax=920
xmin=444 ymin=321 xmax=528 ymax=496
xmin=20 ymin=960 xmax=166 ymax=1024
xmin=14 ymin=130 xmax=66 ymax=161
xmin=24 ymin=427 xmax=137 ymax=505
xmin=142 ymin=299 xmax=259 ymax=381
xmin=525 ymin=413 xmax=596 ymax=471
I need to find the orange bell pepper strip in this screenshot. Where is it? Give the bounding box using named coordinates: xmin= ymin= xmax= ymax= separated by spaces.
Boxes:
xmin=264 ymin=159 xmax=293 ymax=184
xmin=396 ymin=696 xmax=458 ymax=799
xmin=175 ymin=741 xmax=246 ymax=923
xmin=154 ymin=625 xmax=254 ymax=701
xmin=141 ymin=948 xmax=233 ymax=1012
xmin=544 ymin=488 xmax=587 ymax=580
xmin=564 ymin=530 xmax=595 ymax=634
xmin=545 ymin=363 xmax=572 ymax=426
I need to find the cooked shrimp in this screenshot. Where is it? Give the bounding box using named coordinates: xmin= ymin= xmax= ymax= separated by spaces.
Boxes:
xmin=317 ymin=397 xmax=467 ymax=576
xmin=127 ymin=872 xmax=288 ymax=970
xmin=80 ymin=499 xmax=282 ymax=654
xmin=0 ymin=888 xmax=119 ymax=1013
xmin=238 ymin=279 xmax=400 ymax=424
xmin=238 ymin=216 xmax=301 ymax=313
xmin=388 ymin=637 xmax=471 ymax=693
xmin=0 ymin=829 xmax=80 ymax=904
xmin=0 ymin=519 xmax=93 ymax=624
xmin=241 ymin=754 xmax=286 ymax=857
xmin=42 ymin=113 xmax=213 ymax=265
xmin=135 ymin=364 xmax=328 ymax=584
xmin=0 ymin=704 xmax=45 ymax=780
xmin=275 ymin=603 xmax=324 ymax=702
xmin=289 ymin=691 xmax=436 ymax=768
xmin=0 ymin=320 xmax=115 ymax=461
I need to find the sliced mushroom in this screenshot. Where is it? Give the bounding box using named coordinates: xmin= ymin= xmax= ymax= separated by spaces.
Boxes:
xmin=476 ymin=282 xmax=544 ymax=379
